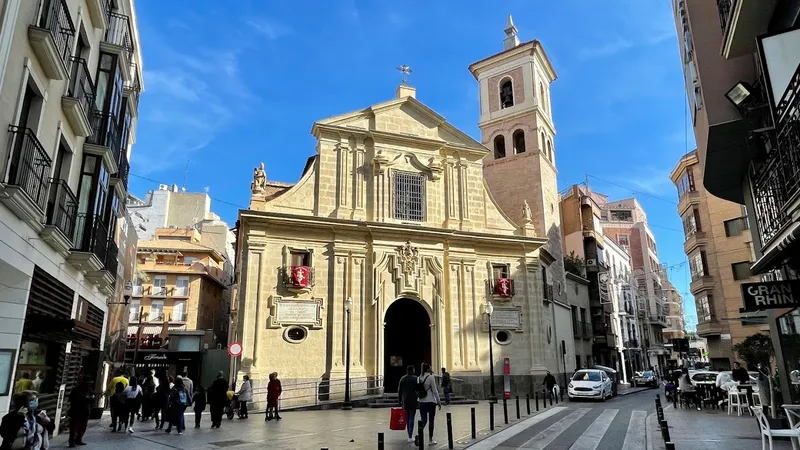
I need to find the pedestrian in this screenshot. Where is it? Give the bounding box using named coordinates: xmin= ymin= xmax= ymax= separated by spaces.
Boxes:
xmin=416 ymin=364 xmax=441 ymax=446
xmin=678 ymin=368 xmax=700 ymax=411
xmin=397 ymin=365 xmax=418 ymax=443
xmin=193 ymin=383 xmax=206 ymax=428
xmin=265 ymin=372 xmax=282 ymax=421
xmin=153 ymin=375 xmax=170 ymax=429
xmin=141 ymin=371 xmax=156 ymax=422
xmin=0 ymin=391 xmax=53 ymax=450
xmin=109 ymin=382 xmax=126 ymax=432
xmin=542 ymin=370 xmax=557 ymax=399
xmin=31 ymin=372 xmax=45 ymax=393
xmin=123 ymin=377 xmax=142 ymax=433
xmin=732 ymin=362 xmax=750 ymax=384
xmin=13 ymin=373 xmax=33 ymax=395
xmin=165 ymin=378 xmax=190 ymax=435
xmin=440 ymin=367 xmax=452 ymax=406
xmin=67 ymin=377 xmax=94 ymax=448
xmin=236 ymin=375 xmax=252 ymax=419
xmin=208 ymin=371 xmax=229 ymax=428
xmin=181 ymin=371 xmax=194 ymax=398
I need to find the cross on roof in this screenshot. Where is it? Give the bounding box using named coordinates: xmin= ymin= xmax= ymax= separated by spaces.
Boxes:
xmin=397 ymin=65 xmax=412 ymax=85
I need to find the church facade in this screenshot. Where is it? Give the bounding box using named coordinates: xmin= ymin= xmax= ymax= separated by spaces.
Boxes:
xmin=233 ymin=21 xmax=566 ymax=405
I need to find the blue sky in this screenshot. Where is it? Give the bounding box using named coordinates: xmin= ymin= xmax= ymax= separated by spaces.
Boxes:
xmin=129 ymin=0 xmax=698 ymax=329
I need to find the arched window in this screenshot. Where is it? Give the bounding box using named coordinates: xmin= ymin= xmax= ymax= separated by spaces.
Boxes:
xmin=539 ymin=82 xmax=545 ymax=108
xmin=494 ymin=135 xmax=506 ymax=159
xmin=540 ymin=132 xmax=546 ymax=153
xmin=513 ymin=130 xmax=526 ymax=154
xmin=500 ymin=79 xmax=514 ymax=109
xmin=547 ymin=140 xmax=553 ymax=162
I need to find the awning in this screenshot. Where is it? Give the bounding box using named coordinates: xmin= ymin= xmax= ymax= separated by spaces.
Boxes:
xmin=751 ymin=221 xmax=800 ymax=274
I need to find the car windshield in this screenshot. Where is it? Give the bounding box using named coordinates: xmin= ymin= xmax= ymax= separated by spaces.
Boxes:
xmin=573 ymin=371 xmax=601 ymax=382
xmin=693 ymin=373 xmax=718 ymax=382
xmin=643 ymin=371 xmax=654 ymax=377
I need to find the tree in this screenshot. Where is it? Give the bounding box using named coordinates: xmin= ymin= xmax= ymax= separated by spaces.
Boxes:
xmin=733 ymin=333 xmax=776 ymax=416
xmin=563 ymin=251 xmax=585 ymax=277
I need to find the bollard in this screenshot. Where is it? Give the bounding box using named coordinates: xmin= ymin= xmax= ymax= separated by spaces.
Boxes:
xmin=418 ymin=420 xmax=425 ymax=450
xmin=542 ymin=389 xmax=547 ymax=409
xmin=503 ymin=397 xmax=509 ymax=424
xmin=446 ymin=413 xmax=454 ymax=449
xmin=526 ymin=394 xmax=531 ymax=415
xmin=470 ymin=407 xmax=476 ymax=439
xmin=561 ymin=386 xmax=564 ymax=402
xmin=535 ymin=391 xmax=540 ymax=411
xmin=490 ymin=402 xmax=495 ymax=431
xmin=516 ymin=396 xmax=521 ymax=420
xmin=378 ymin=432 xmax=385 ymax=450
xmin=661 ymin=420 xmax=671 ymax=443
xmin=673 ymin=391 xmax=677 ymax=409
xmin=665 ymin=442 xmax=675 ymax=450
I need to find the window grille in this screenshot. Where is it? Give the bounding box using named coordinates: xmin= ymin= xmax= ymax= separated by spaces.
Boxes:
xmin=393 ymin=171 xmax=425 ymax=221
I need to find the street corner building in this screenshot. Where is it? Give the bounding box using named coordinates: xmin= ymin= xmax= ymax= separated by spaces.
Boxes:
xmin=232 ymin=19 xmax=571 ymax=406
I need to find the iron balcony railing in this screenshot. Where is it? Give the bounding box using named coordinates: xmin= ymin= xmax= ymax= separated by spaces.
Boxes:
xmin=73 ymin=213 xmax=109 ymax=265
xmin=105 ymin=11 xmax=133 ymax=62
xmin=543 ymin=284 xmax=554 ymax=302
xmin=87 ymin=111 xmax=121 ymax=162
xmin=34 ymin=0 xmax=75 ymax=69
xmin=131 ymin=285 xmax=143 ymax=297
xmin=113 ymin=151 xmax=129 ymax=187
xmin=45 ymin=178 xmax=78 ymax=240
xmin=105 ymin=239 xmax=118 ymax=277
xmin=67 ymin=57 xmax=96 ymax=121
xmin=6 ymin=126 xmax=52 ymax=213
xmin=716 ymin=0 xmax=734 ymax=32
xmin=125 ymin=62 xmax=141 ymax=105
xmin=171 ymin=286 xmax=189 ymax=297
xmin=751 ymin=62 xmax=800 ymax=247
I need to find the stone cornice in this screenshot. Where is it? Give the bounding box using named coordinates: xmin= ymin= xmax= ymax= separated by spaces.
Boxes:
xmin=313 ymin=123 xmax=488 ymax=156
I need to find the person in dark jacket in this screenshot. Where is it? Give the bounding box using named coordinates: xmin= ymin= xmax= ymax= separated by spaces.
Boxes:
xmin=397 ymin=365 xmax=419 ymax=443
xmin=68 ymin=377 xmax=95 ymax=447
xmin=208 ymin=372 xmax=229 ymax=428
xmin=165 ymin=377 xmax=190 ymax=434
xmin=542 ymin=371 xmax=557 ymax=398
xmin=732 ymin=362 xmax=750 ymax=384
xmin=0 ymin=391 xmax=54 ymax=450
xmin=440 ymin=367 xmax=452 ymax=406
xmin=109 ymin=382 xmax=126 ymax=432
xmin=153 ymin=375 xmax=170 ymax=429
xmin=192 ymin=383 xmax=206 ymax=428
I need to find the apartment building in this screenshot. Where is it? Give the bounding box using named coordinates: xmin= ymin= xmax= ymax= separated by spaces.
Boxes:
xmin=0 ymin=0 xmax=142 ymax=425
xmin=565 ymin=272 xmax=593 ymax=371
xmin=662 ymin=278 xmax=686 ymax=343
xmin=669 ymin=150 xmax=764 ymax=369
xmin=127 ymin=227 xmax=228 ymax=374
xmin=671 ymin=0 xmax=800 ymax=402
xmin=599 ymin=197 xmax=670 ymax=372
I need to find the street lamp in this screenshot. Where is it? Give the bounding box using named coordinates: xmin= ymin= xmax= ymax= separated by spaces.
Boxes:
xmin=342 ymin=296 xmax=353 ymax=410
xmin=485 ymin=301 xmax=496 ymax=402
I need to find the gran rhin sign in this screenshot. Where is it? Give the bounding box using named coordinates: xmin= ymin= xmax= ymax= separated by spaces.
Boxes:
xmin=740 ymin=279 xmax=800 ymax=312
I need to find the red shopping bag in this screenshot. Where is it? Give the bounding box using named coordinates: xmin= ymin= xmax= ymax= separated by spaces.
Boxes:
xmin=389 ymin=407 xmax=407 ymax=431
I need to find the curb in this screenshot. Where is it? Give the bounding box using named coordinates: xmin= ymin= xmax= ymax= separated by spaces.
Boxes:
xmin=618 ymin=387 xmax=653 ymax=396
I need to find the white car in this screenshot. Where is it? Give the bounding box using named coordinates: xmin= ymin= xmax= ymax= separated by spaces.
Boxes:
xmin=568 ymin=369 xmax=613 ymax=401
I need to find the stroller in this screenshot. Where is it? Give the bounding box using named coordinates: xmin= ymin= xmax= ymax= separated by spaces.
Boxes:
xmin=224 ymin=391 xmax=245 ymax=420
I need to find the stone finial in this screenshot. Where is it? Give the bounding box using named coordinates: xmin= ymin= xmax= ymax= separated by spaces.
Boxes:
xmin=503 ymin=14 xmax=520 ymax=50
xmin=251 ymin=162 xmax=266 ymax=194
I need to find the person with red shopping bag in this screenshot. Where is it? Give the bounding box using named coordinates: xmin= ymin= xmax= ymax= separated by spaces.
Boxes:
xmin=396 ymin=365 xmax=419 ymax=443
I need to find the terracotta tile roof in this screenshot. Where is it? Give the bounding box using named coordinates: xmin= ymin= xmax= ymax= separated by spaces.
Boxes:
xmin=263 ymin=181 xmax=293 ymax=201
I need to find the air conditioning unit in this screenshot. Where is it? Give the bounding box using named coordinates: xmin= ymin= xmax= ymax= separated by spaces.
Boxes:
xmin=586 ymin=259 xmax=597 ymax=266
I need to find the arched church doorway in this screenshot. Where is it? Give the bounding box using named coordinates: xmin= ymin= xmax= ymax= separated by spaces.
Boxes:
xmin=384 ymin=298 xmax=431 ymax=392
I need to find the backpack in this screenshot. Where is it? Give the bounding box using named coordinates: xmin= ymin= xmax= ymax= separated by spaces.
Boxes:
xmin=415 ymin=375 xmax=430 ymax=399
xmin=178 ymin=390 xmax=189 ymax=406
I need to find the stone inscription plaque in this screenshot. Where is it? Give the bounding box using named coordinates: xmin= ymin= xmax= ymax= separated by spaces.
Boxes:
xmin=490 ymin=308 xmax=522 ymax=330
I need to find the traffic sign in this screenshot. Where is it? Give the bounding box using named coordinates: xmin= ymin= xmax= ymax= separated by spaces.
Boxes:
xmin=228 ymin=342 xmax=243 ymax=357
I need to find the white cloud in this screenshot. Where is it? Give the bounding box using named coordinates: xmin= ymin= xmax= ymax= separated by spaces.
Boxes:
xmin=245 ymin=18 xmax=292 ymax=40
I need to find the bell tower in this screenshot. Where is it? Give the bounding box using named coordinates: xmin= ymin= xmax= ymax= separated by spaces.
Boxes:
xmin=470 ymin=16 xmax=565 ymax=302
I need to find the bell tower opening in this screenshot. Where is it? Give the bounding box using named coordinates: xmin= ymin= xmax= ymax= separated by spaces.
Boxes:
xmin=384 ymin=298 xmax=431 ymax=392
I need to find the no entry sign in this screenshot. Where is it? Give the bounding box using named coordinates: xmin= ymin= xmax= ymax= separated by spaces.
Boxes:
xmin=228 ymin=342 xmax=243 ymax=357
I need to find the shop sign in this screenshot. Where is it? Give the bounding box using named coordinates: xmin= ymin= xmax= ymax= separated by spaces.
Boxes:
xmin=143 ymin=353 xmax=168 ymax=361
xmin=740 ymin=280 xmax=800 ymax=312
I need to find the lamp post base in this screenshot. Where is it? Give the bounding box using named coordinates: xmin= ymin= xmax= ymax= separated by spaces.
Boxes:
xmin=341 ymin=402 xmax=353 ymax=410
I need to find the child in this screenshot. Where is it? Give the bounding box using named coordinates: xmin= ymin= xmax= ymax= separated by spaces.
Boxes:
xmin=110 ymin=382 xmax=126 ymax=432
xmin=192 ymin=384 xmax=206 ymax=428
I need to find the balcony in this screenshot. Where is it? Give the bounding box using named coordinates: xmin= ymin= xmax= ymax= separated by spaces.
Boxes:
xmin=171 ymin=286 xmax=189 ymax=298
xmin=124 ymin=64 xmax=141 ymax=118
xmin=683 ymin=230 xmax=707 ymax=255
xmin=85 ymin=111 xmax=120 ymax=174
xmin=28 ymin=0 xmax=74 ymax=80
xmin=105 ymin=239 xmax=119 ymax=279
xmin=697 ymin=320 xmax=728 ymax=338
xmin=677 ymin=191 xmax=699 ymax=217
xmin=69 ymin=214 xmax=114 ymax=287
xmin=649 ymin=315 xmax=669 ymax=328
xmin=490 ymin=278 xmax=515 ymax=299
xmin=40 ymin=178 xmax=77 ymax=256
xmin=281 ymin=265 xmax=315 ymax=294
xmin=84 ymin=0 xmax=108 ymax=29
xmin=149 ymin=286 xmax=167 ymax=298
xmin=573 ymin=321 xmax=583 ymax=339
xmin=62 ymin=57 xmax=96 ymax=137
xmin=131 ymin=285 xmax=143 ymax=297
xmin=110 ymin=152 xmax=129 ymax=198
xmin=624 ymin=339 xmax=639 ymax=349
xmin=718 ymin=0 xmax=778 ymax=60
xmin=690 ymin=274 xmax=715 ymax=295
xmin=0 ymin=126 xmax=52 ymax=231
xmin=102 ymin=11 xmax=134 ymax=82
xmin=171 ymin=310 xmax=187 ymax=323
xmin=543 ymin=284 xmax=553 ymax=302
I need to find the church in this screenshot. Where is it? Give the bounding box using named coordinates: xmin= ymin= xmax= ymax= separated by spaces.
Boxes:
xmin=232 ymin=17 xmax=570 ymax=405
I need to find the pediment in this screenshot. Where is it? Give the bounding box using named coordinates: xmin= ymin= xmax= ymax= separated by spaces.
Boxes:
xmin=315 ymin=96 xmax=486 ymax=152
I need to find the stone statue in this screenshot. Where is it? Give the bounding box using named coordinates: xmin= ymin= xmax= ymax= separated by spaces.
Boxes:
xmin=252 ymin=162 xmax=266 ymax=193
xmin=523 ymin=199 xmax=532 ymax=223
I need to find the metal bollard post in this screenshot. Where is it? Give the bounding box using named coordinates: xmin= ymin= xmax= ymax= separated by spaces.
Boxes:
xmin=516 ymin=396 xmax=521 ymax=419
xmin=542 ymin=389 xmax=547 ymax=409
xmin=378 ymin=432 xmax=385 ymax=450
xmin=673 ymin=391 xmax=678 ymax=409
xmin=503 ymin=397 xmax=509 ymax=424
xmin=470 ymin=407 xmax=476 ymax=439
xmin=561 ymin=386 xmax=564 ymax=402
xmin=490 ymin=402 xmax=495 ymax=431
xmin=661 ymin=420 xmax=671 ymax=443
xmin=665 ymin=442 xmax=675 ymax=450
xmin=535 ymin=391 xmax=540 ymax=411
xmin=446 ymin=413 xmax=454 ymax=449
xmin=418 ymin=420 xmax=425 ymax=450
xmin=526 ymin=394 xmax=531 ymax=415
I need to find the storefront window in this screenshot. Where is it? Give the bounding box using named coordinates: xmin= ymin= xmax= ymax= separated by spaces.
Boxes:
xmin=16 ymin=341 xmax=56 ymax=395
xmin=778 ymin=309 xmax=800 ymax=404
